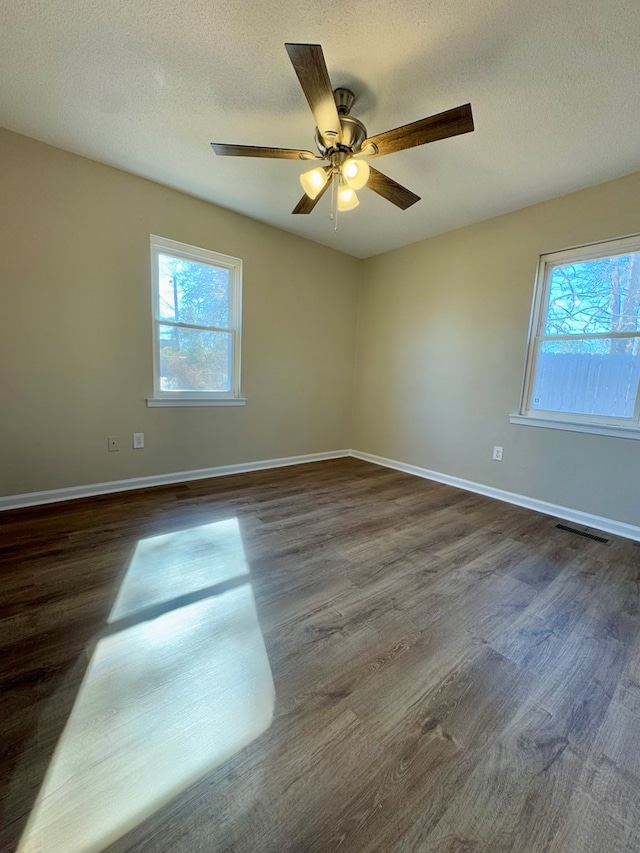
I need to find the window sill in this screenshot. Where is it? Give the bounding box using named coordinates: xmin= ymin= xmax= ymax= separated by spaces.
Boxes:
xmin=509 ymin=413 xmax=640 ymax=440
xmin=147 ymin=397 xmax=247 ymax=408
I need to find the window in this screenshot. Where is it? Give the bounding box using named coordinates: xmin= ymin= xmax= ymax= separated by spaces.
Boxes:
xmin=148 ymin=236 xmax=244 ymax=407
xmin=513 ymin=234 xmax=640 ymax=438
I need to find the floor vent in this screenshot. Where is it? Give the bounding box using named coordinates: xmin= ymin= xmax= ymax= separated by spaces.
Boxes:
xmin=556 ymin=523 xmax=609 ymax=544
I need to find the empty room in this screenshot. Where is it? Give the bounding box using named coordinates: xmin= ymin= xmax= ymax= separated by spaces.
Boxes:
xmin=2 ymin=2 xmax=640 ymax=851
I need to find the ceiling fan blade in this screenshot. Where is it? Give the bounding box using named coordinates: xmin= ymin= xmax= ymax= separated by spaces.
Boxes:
xmin=367 ymin=167 xmax=420 ymax=210
xmin=292 ymin=179 xmax=331 ymax=214
xmin=211 ymin=143 xmax=318 ymax=160
xmin=363 ymin=103 xmax=474 ymax=158
xmin=285 ymin=43 xmax=342 ymax=146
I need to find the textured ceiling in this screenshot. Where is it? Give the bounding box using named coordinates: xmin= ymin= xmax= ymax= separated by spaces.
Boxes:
xmin=1 ymin=0 xmax=639 ymax=258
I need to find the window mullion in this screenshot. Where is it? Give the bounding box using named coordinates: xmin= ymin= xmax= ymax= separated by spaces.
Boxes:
xmin=538 ymin=331 xmax=640 ymax=343
xmin=157 ymin=319 xmax=233 ymax=334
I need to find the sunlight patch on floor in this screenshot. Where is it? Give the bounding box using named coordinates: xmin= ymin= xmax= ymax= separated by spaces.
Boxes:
xmin=110 ymin=517 xmax=250 ymax=621
xmin=18 ymin=519 xmax=275 ymax=853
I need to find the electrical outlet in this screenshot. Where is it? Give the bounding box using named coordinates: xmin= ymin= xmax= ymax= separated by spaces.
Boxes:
xmin=492 ymin=445 xmax=504 ymax=462
xmin=133 ymin=432 xmax=145 ymax=449
xmin=108 ymin=435 xmax=120 ymax=452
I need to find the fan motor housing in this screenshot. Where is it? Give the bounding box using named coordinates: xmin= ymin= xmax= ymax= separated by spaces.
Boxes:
xmin=315 ymin=115 xmax=367 ymax=156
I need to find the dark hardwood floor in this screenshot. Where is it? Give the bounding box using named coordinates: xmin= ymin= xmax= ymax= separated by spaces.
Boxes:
xmin=2 ymin=458 xmax=640 ymax=851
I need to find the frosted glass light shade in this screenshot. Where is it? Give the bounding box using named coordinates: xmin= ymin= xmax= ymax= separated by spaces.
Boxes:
xmin=341 ymin=158 xmax=370 ymax=190
xmin=337 ymin=187 xmax=359 ymax=211
xmin=300 ymin=167 xmax=329 ymax=199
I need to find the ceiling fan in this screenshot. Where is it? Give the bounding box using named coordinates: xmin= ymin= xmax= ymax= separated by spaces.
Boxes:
xmin=211 ymin=43 xmax=474 ymax=216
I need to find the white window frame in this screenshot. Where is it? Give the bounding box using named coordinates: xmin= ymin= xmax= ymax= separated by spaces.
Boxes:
xmin=510 ymin=233 xmax=640 ymax=440
xmin=147 ymin=236 xmax=245 ymax=408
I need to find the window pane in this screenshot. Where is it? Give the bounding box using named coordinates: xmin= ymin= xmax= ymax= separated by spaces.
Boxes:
xmin=158 ymin=254 xmax=230 ymax=328
xmin=544 ymin=252 xmax=640 ymax=336
xmin=530 ymin=339 xmax=640 ymax=418
xmin=159 ymin=326 xmax=232 ymax=392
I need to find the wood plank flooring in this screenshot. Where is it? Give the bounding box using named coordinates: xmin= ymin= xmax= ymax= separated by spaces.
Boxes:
xmin=1 ymin=458 xmax=640 ymax=851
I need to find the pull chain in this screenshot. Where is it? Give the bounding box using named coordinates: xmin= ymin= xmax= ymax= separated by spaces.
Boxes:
xmin=329 ymin=171 xmax=339 ymax=232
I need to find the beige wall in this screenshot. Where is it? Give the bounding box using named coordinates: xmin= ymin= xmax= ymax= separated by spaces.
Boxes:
xmin=3 ymin=125 xmax=639 ymax=528
xmin=353 ymin=172 xmax=640 ymax=527
xmin=0 ymin=129 xmax=360 ymax=496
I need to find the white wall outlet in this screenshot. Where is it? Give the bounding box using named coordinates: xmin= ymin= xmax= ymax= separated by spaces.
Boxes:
xmin=492 ymin=445 xmax=504 ymax=462
xmin=108 ymin=435 xmax=120 ymax=452
xmin=133 ymin=432 xmax=145 ymax=449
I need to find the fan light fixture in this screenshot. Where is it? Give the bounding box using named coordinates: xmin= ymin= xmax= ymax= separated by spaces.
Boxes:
xmin=337 ymin=185 xmax=359 ymax=211
xmin=299 ymin=158 xmax=369 ymax=215
xmin=300 ymin=166 xmax=329 ymax=200
xmin=342 ymin=158 xmax=370 ymax=190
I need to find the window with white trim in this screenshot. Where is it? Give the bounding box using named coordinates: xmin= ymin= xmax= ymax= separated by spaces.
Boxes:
xmin=149 ymin=236 xmax=244 ymax=407
xmin=517 ymin=234 xmax=640 ymax=436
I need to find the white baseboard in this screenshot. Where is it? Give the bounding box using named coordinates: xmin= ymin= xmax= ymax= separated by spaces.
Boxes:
xmin=0 ymin=450 xmax=351 ymax=511
xmin=4 ymin=448 xmax=639 ymax=544
xmin=351 ymin=450 xmax=640 ymax=543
